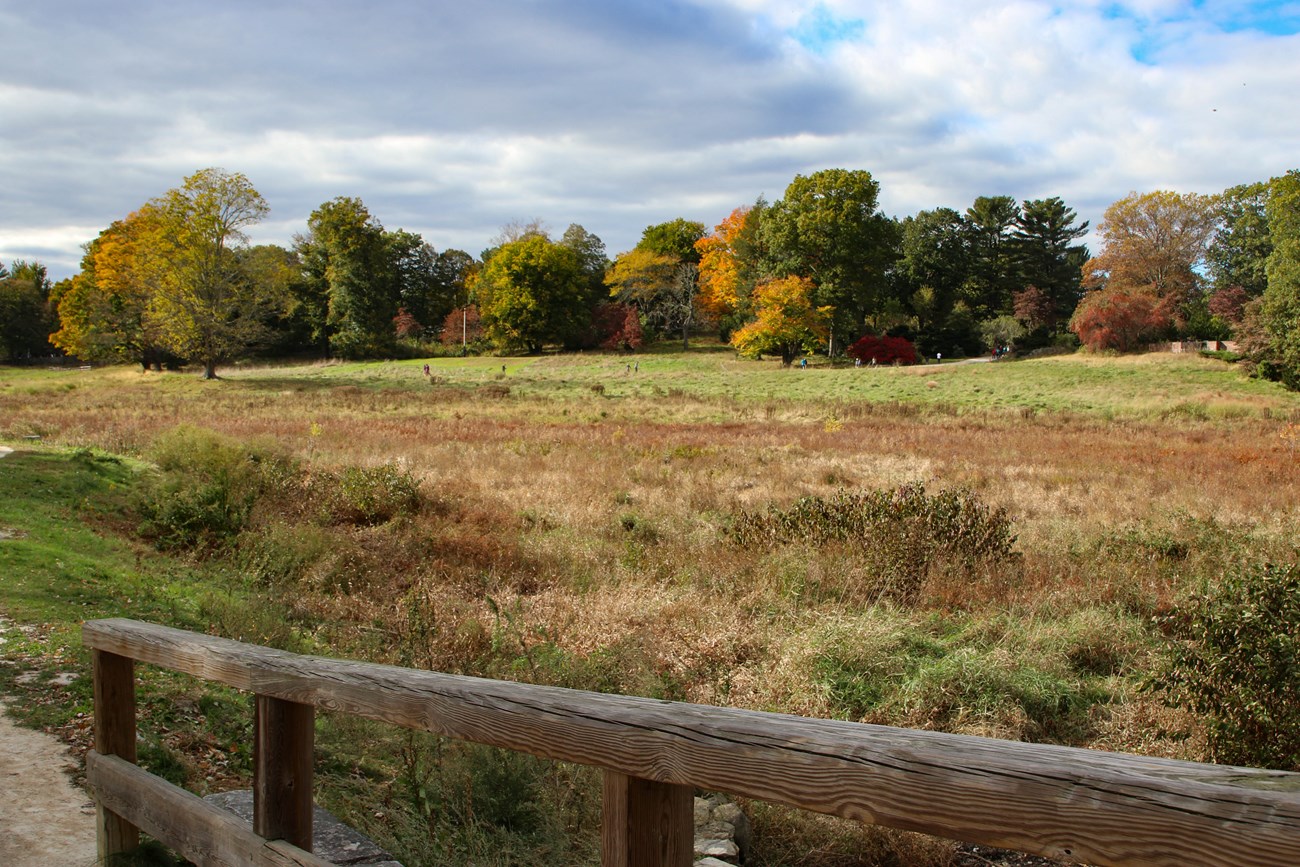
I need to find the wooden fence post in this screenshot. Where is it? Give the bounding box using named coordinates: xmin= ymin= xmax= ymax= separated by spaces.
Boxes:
xmin=253 ymin=694 xmax=315 ymax=851
xmin=602 ymin=770 xmax=693 ymax=867
xmin=93 ymin=648 xmax=140 ymax=860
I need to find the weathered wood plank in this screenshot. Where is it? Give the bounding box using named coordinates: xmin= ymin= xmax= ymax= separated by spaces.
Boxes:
xmin=254 ymin=695 xmax=315 ymax=851
xmin=86 ymin=750 xmax=334 ymax=867
xmin=602 ymin=771 xmax=693 ymax=867
xmin=93 ymin=648 xmax=140 ymax=859
xmin=84 ymin=618 xmax=1300 ymax=867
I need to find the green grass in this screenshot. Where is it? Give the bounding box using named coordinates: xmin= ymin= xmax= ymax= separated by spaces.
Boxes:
xmin=109 ymin=346 xmax=1300 ymax=421
xmin=6 ymin=347 xmax=1297 ymax=433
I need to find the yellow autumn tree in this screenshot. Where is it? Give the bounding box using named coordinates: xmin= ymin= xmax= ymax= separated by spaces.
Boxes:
xmin=51 ymin=209 xmax=171 ymax=368
xmin=730 ymin=275 xmax=832 ymax=366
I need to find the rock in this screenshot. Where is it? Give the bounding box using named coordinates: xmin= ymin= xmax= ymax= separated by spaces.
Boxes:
xmin=693 ymin=793 xmax=750 ymax=864
xmin=203 ymin=790 xmax=402 ymax=866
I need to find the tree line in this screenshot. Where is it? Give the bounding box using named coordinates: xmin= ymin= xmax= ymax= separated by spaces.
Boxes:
xmin=2 ymin=165 xmax=1298 ymax=388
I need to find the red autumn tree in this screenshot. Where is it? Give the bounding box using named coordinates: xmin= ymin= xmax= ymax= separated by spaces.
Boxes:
xmin=440 ymin=305 xmax=483 ymax=346
xmin=593 ymin=302 xmax=644 ymax=351
xmin=1069 ymin=285 xmax=1166 ymax=352
xmin=847 ymin=334 xmax=919 ymax=365
xmin=393 ymin=306 xmax=423 ymax=339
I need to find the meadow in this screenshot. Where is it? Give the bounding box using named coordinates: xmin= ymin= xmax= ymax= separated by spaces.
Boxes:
xmin=1 ymin=347 xmax=1298 ymax=866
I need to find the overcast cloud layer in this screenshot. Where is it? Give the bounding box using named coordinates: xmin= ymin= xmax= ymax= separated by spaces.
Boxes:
xmin=2 ymin=0 xmax=1298 ymax=279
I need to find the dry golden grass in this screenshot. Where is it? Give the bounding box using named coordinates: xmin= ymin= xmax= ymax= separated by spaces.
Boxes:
xmin=2 ymin=354 xmax=1297 ymax=864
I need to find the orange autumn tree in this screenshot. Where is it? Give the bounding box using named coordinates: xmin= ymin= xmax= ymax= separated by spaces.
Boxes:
xmin=695 ymin=203 xmax=765 ymax=335
xmin=730 ymin=275 xmax=832 ymax=366
xmin=695 ymin=207 xmax=749 ymax=320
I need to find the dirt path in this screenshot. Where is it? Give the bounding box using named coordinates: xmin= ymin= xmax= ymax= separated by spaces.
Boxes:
xmin=0 ymin=699 xmax=98 ymax=866
xmin=0 ymin=598 xmax=98 ymax=865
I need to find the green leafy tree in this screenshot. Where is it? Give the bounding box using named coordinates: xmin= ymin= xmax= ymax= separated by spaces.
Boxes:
xmin=1012 ymin=197 xmax=1090 ymax=328
xmin=761 ymin=169 xmax=899 ymax=341
xmin=297 ymin=197 xmax=395 ymax=359
xmin=0 ymin=260 xmax=56 ymax=361
xmin=475 ymin=235 xmax=588 ymax=352
xmin=239 ymin=244 xmax=307 ymax=356
xmin=979 ymin=315 xmax=1026 ymax=352
xmin=1250 ymin=170 xmax=1300 ymax=388
xmin=559 ymin=223 xmax=610 ymax=307
xmin=139 ymin=168 xmax=274 ymax=378
xmin=1207 ymin=182 xmax=1272 ymax=298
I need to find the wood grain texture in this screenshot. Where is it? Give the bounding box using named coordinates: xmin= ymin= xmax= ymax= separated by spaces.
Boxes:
xmin=84 ymin=618 xmax=1300 ymax=867
xmin=87 ymin=751 xmax=334 ymax=867
xmin=602 ymin=771 xmax=693 ymax=867
xmin=92 ymin=648 xmax=139 ymax=859
xmin=254 ymin=696 xmax=315 ymax=851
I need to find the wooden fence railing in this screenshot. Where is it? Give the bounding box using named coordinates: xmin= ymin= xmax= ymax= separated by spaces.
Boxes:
xmin=83 ymin=618 xmax=1300 ymax=867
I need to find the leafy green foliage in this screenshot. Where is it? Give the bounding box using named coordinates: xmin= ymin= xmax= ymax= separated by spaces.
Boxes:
xmin=136 ymin=426 xmax=422 ymax=554
xmin=1154 ymin=562 xmax=1300 ymax=770
xmin=322 ymin=464 xmax=423 ymax=526
xmin=135 ymin=426 xmax=279 ymax=550
xmin=761 ymin=168 xmax=899 ymax=334
xmin=475 ymin=235 xmax=590 ymax=352
xmin=730 ymin=483 xmax=1018 ymax=603
xmin=1251 ymin=170 xmax=1300 ymax=389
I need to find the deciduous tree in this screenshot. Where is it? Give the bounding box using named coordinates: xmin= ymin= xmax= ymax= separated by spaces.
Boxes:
xmin=51 ymin=211 xmax=172 ymax=368
xmin=297 ymin=197 xmax=396 ymax=359
xmin=761 ymin=169 xmax=899 ymax=337
xmin=1069 ymin=284 xmax=1165 ymax=353
xmin=475 ymin=235 xmax=588 ymax=352
xmin=1207 ymin=182 xmax=1272 ymax=297
xmin=1082 ymin=190 xmax=1218 ymax=331
xmin=140 ymin=168 xmax=274 ymax=378
xmin=605 ymin=247 xmax=699 ymax=347
xmin=1250 ymin=170 xmax=1300 ymax=389
xmin=730 ymin=275 xmax=831 ymax=366
xmin=696 ymin=205 xmax=762 ymax=327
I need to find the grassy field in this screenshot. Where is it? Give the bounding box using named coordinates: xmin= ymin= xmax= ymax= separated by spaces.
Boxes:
xmin=1 ymin=347 xmax=1298 ymax=866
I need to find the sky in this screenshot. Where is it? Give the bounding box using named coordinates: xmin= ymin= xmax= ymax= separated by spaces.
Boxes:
xmin=2 ymin=0 xmax=1298 ymax=281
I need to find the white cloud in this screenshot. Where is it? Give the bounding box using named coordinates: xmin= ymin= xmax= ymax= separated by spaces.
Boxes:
xmin=2 ymin=0 xmax=1298 ymax=278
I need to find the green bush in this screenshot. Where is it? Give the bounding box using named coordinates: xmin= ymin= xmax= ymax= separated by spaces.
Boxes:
xmin=730 ymin=483 xmax=1018 ymax=602
xmin=315 ymin=463 xmax=423 ymax=526
xmin=1154 ymin=562 xmax=1300 ymax=770
xmin=135 ymin=427 xmax=286 ymax=551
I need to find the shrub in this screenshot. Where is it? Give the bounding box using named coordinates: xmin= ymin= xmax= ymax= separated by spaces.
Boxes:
xmin=1153 ymin=562 xmax=1300 ymax=770
xmin=729 ymin=483 xmax=1018 ymax=603
xmin=1069 ymin=285 xmax=1166 ymax=352
xmin=847 ymin=334 xmax=918 ymax=365
xmin=334 ymin=464 xmax=422 ymax=525
xmin=136 ymin=426 xmax=289 ymax=551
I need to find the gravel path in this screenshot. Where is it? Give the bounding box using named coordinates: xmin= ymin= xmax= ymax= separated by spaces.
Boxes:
xmin=0 ymin=699 xmax=98 ymax=866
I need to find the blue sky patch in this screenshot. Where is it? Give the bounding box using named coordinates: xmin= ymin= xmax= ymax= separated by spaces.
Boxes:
xmin=1103 ymin=1 xmax=1300 ymax=63
xmin=790 ymin=4 xmax=866 ymax=55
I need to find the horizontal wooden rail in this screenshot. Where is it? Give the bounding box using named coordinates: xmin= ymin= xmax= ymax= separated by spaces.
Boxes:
xmin=87 ymin=751 xmax=331 ymax=867
xmin=84 ymin=618 xmax=1300 ymax=866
